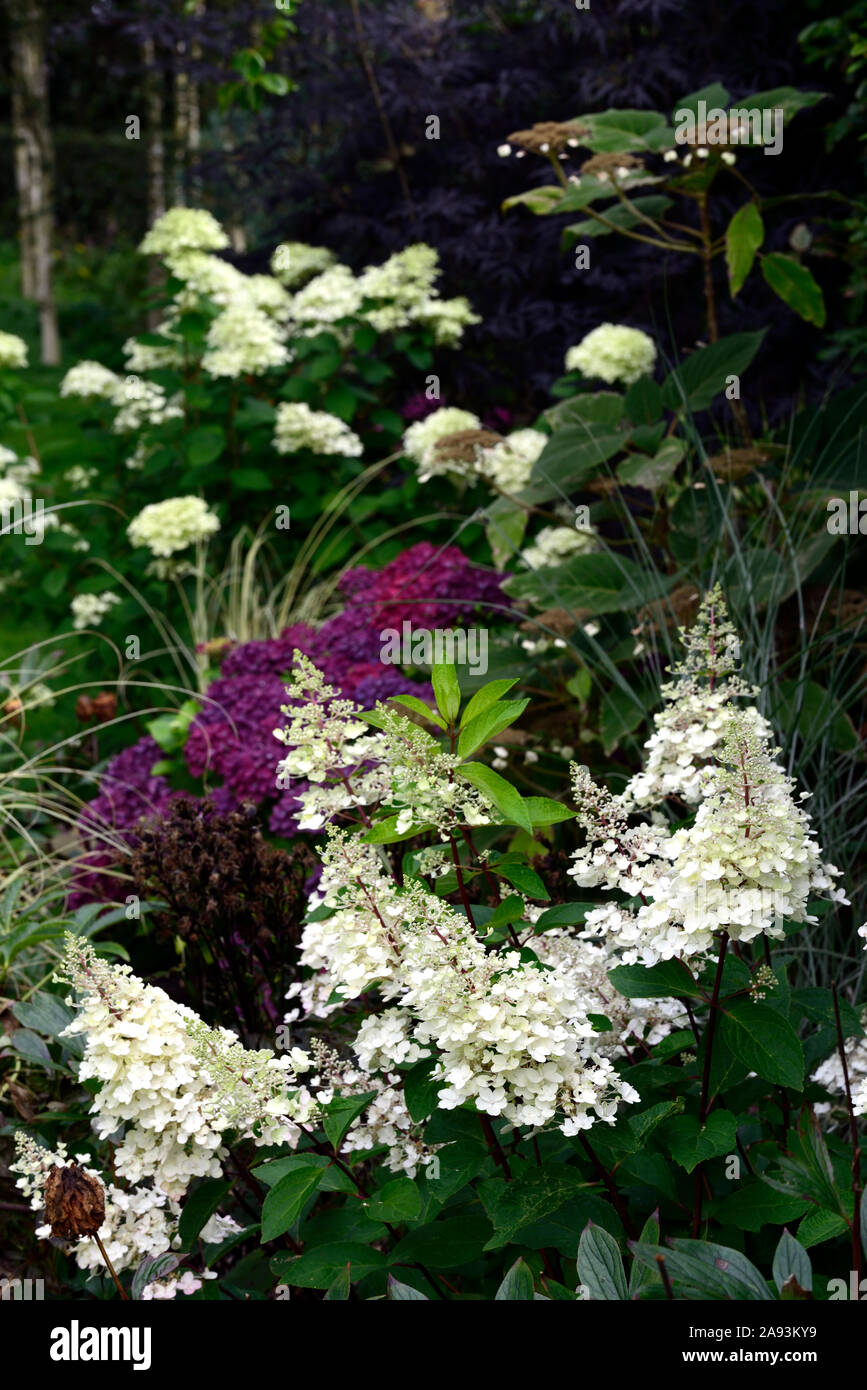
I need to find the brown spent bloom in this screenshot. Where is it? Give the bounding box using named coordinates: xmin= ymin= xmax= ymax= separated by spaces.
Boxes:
xmin=505 ymin=121 xmax=589 ymax=156
xmin=432 ymin=429 xmax=504 ymax=466
xmin=635 ymin=585 xmax=701 ymax=638
xmin=198 ymin=637 xmax=235 ymax=661
xmin=704 ymin=447 xmax=769 ymax=481
xmin=519 ymin=607 xmax=580 ymax=638
xmin=1 ymin=696 xmax=24 ymax=728
xmin=75 ymin=691 xmax=118 ymax=724
xmin=44 ymin=1163 xmax=106 ymax=1240
xmin=580 ymin=152 xmax=645 ymax=179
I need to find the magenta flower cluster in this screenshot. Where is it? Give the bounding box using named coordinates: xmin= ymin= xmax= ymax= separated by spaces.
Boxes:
xmin=69 ymin=544 xmax=504 ymax=903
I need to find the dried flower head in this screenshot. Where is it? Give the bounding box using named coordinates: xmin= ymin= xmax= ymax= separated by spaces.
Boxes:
xmin=705 ymin=447 xmax=770 ymax=481
xmin=504 ymin=121 xmax=589 ymax=156
xmin=431 ymin=428 xmax=504 ymax=466
xmin=580 ymin=152 xmax=645 ymax=179
xmin=44 ymin=1163 xmax=106 ymax=1240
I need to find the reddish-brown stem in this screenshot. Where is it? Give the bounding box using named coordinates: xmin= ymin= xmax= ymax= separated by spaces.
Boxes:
xmin=93 ymin=1233 xmax=129 ymax=1300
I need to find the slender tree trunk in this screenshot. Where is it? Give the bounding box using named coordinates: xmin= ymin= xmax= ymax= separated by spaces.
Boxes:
xmin=10 ymin=0 xmax=59 ymax=364
xmin=173 ymin=48 xmax=189 ymax=205
xmin=11 ymin=71 xmax=36 ymax=295
xmin=142 ymin=37 xmax=167 ymax=329
xmin=187 ymin=6 xmax=203 ymax=206
xmin=172 ymin=1 xmax=204 ymax=207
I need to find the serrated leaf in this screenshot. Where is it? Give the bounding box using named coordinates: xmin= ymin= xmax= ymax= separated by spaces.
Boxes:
xmin=608 ymin=960 xmax=702 ymax=999
xmin=497 ymin=862 xmax=549 ymax=900
xmin=481 ymin=1169 xmax=591 ymax=1248
xmin=458 ymin=762 xmax=533 ymax=833
xmin=797 ymin=1207 xmax=848 ymax=1249
xmin=322 ymin=1091 xmax=378 ymax=1149
xmin=715 ymin=1181 xmax=811 ymax=1233
xmin=12 ymin=992 xmax=75 ymax=1038
xmin=457 ymin=698 xmax=529 ymax=759
xmin=719 ymin=1001 xmax=804 ymax=1090
xmin=388 ymin=693 xmax=447 ymax=730
xmin=524 ymin=797 xmax=577 ymax=827
xmin=364 ymin=1177 xmax=421 ymax=1224
xmin=260 ymin=1166 xmax=323 ymax=1243
xmin=459 ymin=678 xmax=519 ymax=728
xmin=501 ymin=185 xmax=565 ymax=215
xmin=661 ymin=1112 xmax=737 ymax=1173
xmin=534 ymin=902 xmax=592 ymax=928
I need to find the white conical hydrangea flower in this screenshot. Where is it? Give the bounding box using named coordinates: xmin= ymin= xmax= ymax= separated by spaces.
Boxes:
xmin=54 ymin=937 xmax=316 ymax=1198
xmin=623 ymin=585 xmax=772 ymax=808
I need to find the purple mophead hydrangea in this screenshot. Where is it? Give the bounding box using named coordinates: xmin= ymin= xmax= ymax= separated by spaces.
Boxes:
xmin=70 ymin=544 xmax=504 ymax=903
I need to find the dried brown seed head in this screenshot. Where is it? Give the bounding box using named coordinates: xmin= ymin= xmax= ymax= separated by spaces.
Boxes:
xmin=44 ymin=1163 xmax=106 ymax=1240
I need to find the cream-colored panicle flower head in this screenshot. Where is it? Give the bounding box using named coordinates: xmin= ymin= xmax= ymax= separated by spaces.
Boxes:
xmin=288 ymin=264 xmax=364 ymax=335
xmin=139 ymin=207 xmax=230 ymax=256
xmin=0 ymin=331 xmax=28 ymax=370
xmin=476 ymin=428 xmax=547 ymax=491
xmin=402 ymin=406 xmax=482 ymax=478
xmin=202 ymin=300 xmax=290 ymax=378
xmin=71 ymin=590 xmax=122 ymax=630
xmin=273 ymin=402 xmax=363 ymax=458
xmin=521 ymin=523 xmax=598 ymax=569
xmin=60 ymin=360 xmax=121 ymax=399
xmin=565 ymin=323 xmax=656 ymax=385
xmin=127 ymin=496 xmax=220 ymax=557
xmin=271 ymin=242 xmax=337 ymax=287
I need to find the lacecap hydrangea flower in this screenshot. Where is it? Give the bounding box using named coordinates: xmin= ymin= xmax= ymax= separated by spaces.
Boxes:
xmin=0 ymin=331 xmax=28 ymax=370
xmin=565 ymin=323 xmax=656 ymax=386
xmin=273 ymin=402 xmax=363 ymax=458
xmin=127 ymin=495 xmax=220 ymax=557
